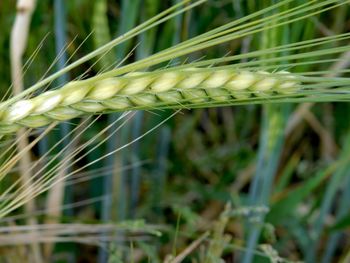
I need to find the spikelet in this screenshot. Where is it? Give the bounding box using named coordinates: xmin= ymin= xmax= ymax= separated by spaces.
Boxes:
xmin=0 ymin=68 xmax=300 ymax=134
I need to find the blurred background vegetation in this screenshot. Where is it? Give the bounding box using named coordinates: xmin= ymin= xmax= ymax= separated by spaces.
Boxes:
xmin=0 ymin=0 xmax=349 ymax=262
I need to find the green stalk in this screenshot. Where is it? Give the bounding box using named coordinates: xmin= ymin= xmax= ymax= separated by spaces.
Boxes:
xmin=91 ymin=1 xmax=128 ymax=262
xmin=54 ymin=0 xmax=71 ymax=208
xmin=243 ymin=1 xmax=290 ymax=262
xmin=98 ymin=0 xmax=142 ymax=261
xmin=129 ymin=0 xmax=161 ymax=219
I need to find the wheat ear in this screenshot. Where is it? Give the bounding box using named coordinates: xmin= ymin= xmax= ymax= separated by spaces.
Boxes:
xmin=0 ymin=68 xmax=300 ymax=134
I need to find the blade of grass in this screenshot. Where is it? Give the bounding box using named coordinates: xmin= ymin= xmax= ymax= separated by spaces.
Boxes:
xmin=321 ymin=173 xmax=350 ymax=263
xmin=306 ymin=131 xmax=350 ymax=262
